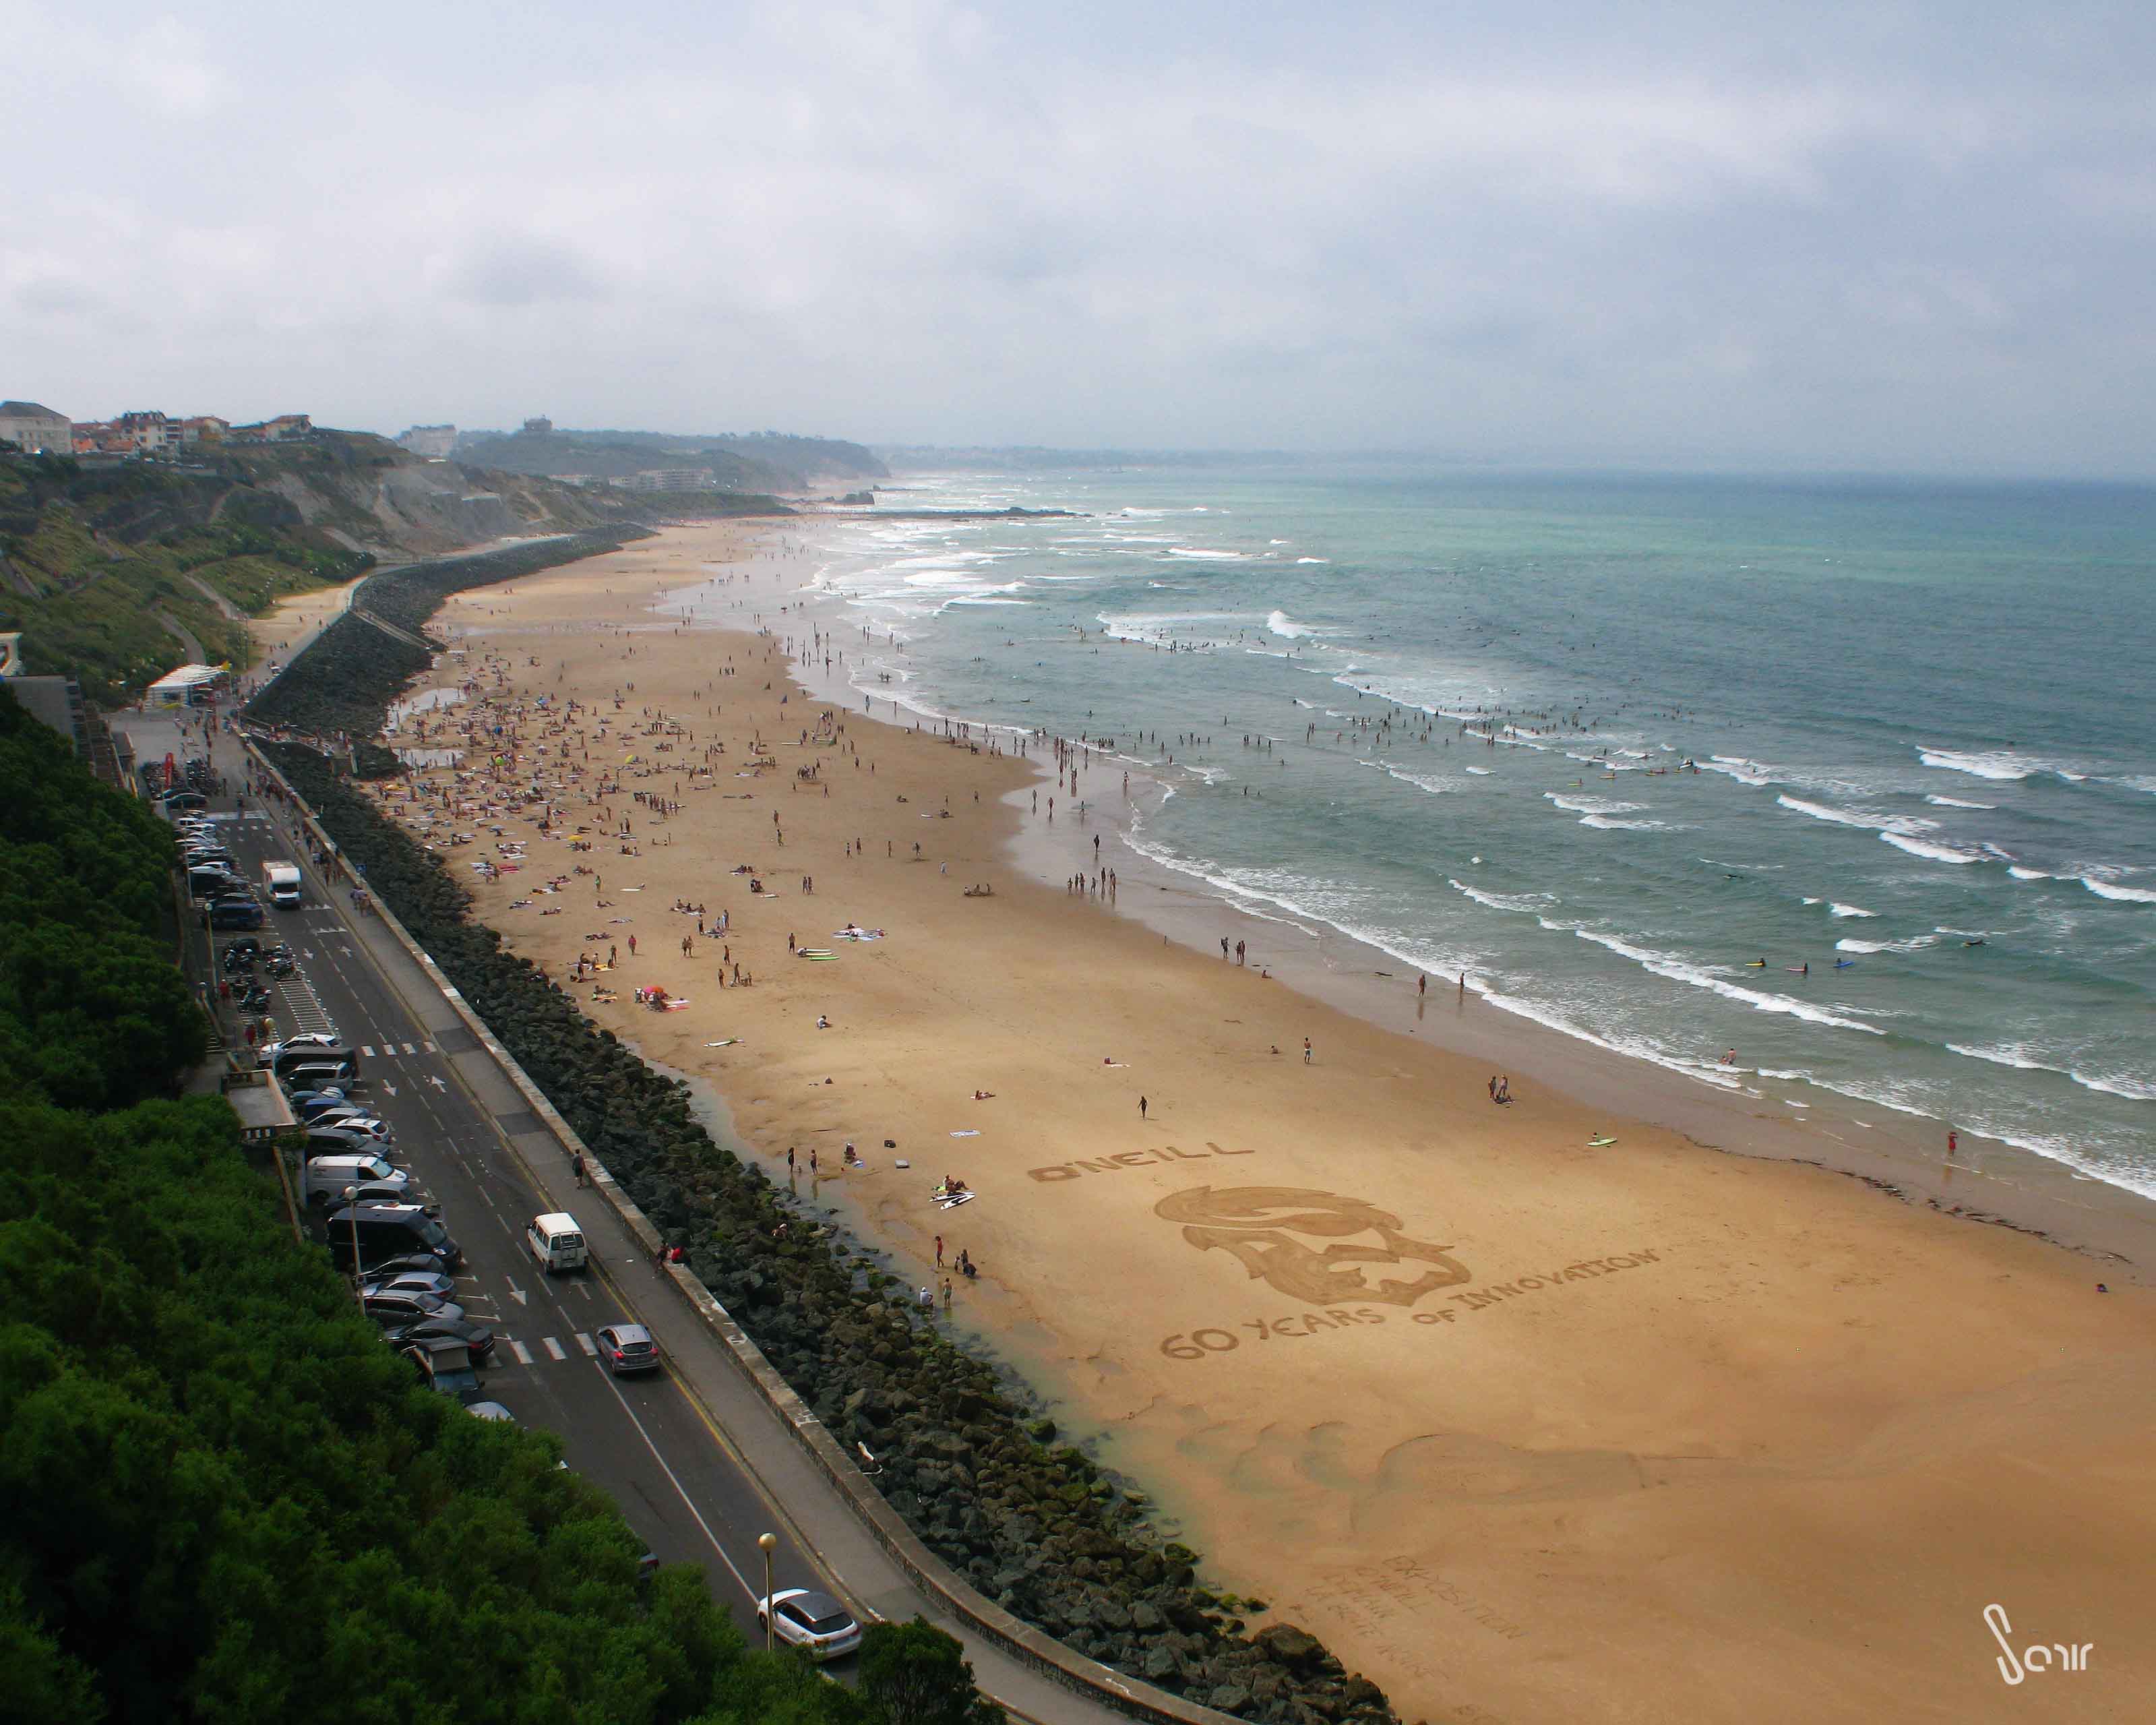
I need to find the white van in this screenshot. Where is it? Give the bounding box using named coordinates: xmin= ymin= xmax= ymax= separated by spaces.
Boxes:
xmin=526 ymin=1212 xmax=587 ymax=1275
xmin=303 ymin=1153 xmax=410 ymax=1208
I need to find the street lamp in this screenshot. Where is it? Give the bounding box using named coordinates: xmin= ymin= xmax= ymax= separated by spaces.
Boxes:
xmin=757 ymin=1532 xmax=777 ymax=1652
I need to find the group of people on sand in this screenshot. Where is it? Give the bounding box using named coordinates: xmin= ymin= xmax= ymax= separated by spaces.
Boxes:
xmin=1488 ymin=1074 xmax=1512 ymax=1104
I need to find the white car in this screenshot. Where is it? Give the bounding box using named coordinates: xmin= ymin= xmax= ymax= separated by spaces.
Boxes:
xmin=258 ymin=1032 xmax=345 ymax=1068
xmin=757 ymin=1590 xmax=861 ymax=1662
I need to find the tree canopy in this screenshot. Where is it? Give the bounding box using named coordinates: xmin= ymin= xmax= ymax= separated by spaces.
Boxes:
xmin=0 ymin=688 xmax=997 ymax=1724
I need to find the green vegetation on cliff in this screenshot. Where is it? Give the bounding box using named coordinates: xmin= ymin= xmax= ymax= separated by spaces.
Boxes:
xmin=0 ymin=454 xmax=370 ymax=700
xmin=0 ymin=678 xmax=999 ymax=1725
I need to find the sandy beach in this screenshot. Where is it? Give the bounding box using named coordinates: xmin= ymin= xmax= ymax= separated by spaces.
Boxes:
xmin=363 ymin=524 xmax=2156 ymax=1724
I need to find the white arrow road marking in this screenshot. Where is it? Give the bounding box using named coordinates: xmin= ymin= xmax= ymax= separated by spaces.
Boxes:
xmin=427 ymin=1075 xmax=446 ymax=1090
xmin=507 ymin=1283 xmax=528 ymax=1306
xmin=379 ymin=1082 xmax=397 ymax=1097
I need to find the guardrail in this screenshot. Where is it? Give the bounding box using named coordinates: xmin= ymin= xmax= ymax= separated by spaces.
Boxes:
xmin=244 ymin=738 xmax=1243 ymax=1725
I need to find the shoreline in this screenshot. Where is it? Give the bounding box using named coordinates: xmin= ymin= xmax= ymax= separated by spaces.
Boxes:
xmin=763 ymin=555 xmax=2156 ymax=1275
xmin=380 ymin=523 xmax=2156 ymax=1724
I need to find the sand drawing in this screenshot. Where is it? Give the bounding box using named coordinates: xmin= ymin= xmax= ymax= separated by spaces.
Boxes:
xmin=1154 ymin=1185 xmax=1473 ymax=1307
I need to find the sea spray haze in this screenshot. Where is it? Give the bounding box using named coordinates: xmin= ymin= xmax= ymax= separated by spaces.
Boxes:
xmin=711 ymin=465 xmax=2156 ymax=1198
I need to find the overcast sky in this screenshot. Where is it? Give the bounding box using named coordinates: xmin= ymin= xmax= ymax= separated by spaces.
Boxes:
xmin=5 ymin=2 xmax=2153 ymax=474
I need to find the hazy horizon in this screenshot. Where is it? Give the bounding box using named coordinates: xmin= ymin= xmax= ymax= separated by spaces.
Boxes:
xmin=6 ymin=2 xmax=2155 ymax=478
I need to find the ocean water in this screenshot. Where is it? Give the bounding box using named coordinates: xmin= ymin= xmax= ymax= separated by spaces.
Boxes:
xmin=770 ymin=465 xmax=2156 ymax=1200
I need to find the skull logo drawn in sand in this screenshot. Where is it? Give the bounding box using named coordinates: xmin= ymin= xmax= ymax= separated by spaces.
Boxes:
xmin=1154 ymin=1186 xmax=1472 ymax=1306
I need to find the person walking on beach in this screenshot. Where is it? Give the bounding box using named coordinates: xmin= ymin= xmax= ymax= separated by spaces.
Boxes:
xmin=628 ymin=933 xmax=637 ymax=957
xmin=1139 ymin=1095 xmax=1148 ymax=1120
xmin=935 ymin=1234 xmax=944 ymax=1268
xmin=1303 ymin=1037 xmax=1314 ymax=1064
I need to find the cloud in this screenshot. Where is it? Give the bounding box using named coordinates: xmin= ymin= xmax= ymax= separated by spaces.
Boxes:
xmin=447 ymin=236 xmax=611 ymax=308
xmin=0 ymin=1 xmax=2149 ymax=472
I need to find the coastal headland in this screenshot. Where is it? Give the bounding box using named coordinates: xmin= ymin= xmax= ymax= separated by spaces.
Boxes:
xmin=358 ymin=524 xmax=2156 ymax=1724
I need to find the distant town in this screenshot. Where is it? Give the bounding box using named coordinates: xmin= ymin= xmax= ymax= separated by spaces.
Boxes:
xmin=0 ymin=400 xmax=313 ymax=456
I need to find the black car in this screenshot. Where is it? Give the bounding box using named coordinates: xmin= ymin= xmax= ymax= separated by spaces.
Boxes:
xmin=210 ymin=901 xmax=265 ymax=931
xmin=363 ymin=1290 xmax=467 ymax=1327
xmin=159 ymin=791 xmax=207 ymax=812
xmin=381 ymin=1317 xmax=496 ymax=1362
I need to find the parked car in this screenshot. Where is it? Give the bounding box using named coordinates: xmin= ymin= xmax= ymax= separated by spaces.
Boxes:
xmin=261 ymin=1033 xmax=343 ymax=1068
xmin=158 ymin=790 xmax=207 ymax=811
xmin=210 ymin=900 xmax=266 ymax=931
xmin=594 ymin=1323 xmax=660 ymax=1376
xmin=307 ymin=1116 xmax=396 ymax=1148
xmin=382 ymin=1316 xmax=496 ymax=1362
xmin=464 ymin=1401 xmax=516 ymax=1422
xmin=324 ymin=1204 xmax=461 ymax=1274
xmin=284 ymin=1060 xmax=358 ymax=1092
xmin=294 ymin=1093 xmax=357 ymax=1122
xmin=271 ymin=1041 xmax=354 ymax=1077
xmin=369 ymin=1250 xmax=460 ymax=1279
xmin=361 ymin=1269 xmax=457 ymax=1300
xmin=363 ymin=1290 xmax=466 ymax=1327
xmin=756 ymin=1590 xmax=862 ymax=1662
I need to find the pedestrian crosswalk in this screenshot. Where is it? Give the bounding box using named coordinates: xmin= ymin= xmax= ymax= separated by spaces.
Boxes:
xmin=356 ymin=1040 xmax=435 ymax=1059
xmin=495 ymin=1333 xmax=607 ymax=1372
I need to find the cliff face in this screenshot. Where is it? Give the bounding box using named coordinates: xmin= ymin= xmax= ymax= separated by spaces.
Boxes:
xmin=453 ymin=427 xmax=887 ymax=491
xmin=0 ymin=433 xmax=626 ymax=698
xmin=217 ymin=433 xmax=619 ymax=557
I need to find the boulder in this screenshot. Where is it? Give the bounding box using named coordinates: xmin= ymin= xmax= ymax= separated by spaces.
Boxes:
xmin=1256 ymin=1623 xmax=1325 ymax=1670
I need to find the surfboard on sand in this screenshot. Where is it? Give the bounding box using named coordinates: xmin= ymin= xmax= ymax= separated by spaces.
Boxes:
xmin=1587 ymin=1134 xmax=1618 ymax=1147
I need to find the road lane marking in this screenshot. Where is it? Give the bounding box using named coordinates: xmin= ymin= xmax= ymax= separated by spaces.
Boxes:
xmin=402 ymin=1041 xmax=417 ymax=1054
xmin=576 ymin=1333 xmax=598 ymax=1356
xmin=360 ymin=1045 xmax=375 ymax=1058
xmin=589 ymin=1364 xmax=759 ymax=1601
xmin=543 ymin=1336 xmax=567 ymax=1361
xmin=508 ymin=1339 xmax=533 ymax=1365
xmin=507 ymin=1282 xmax=528 ymax=1306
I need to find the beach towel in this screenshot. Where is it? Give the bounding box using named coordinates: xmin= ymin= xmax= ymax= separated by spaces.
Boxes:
xmin=934 ymin=1192 xmax=975 ymax=1209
